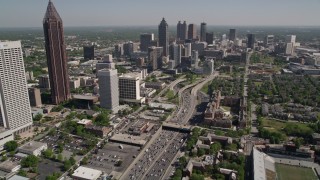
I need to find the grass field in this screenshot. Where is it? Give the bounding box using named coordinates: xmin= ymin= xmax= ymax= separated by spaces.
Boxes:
xmin=276 ymin=164 xmax=318 ymax=180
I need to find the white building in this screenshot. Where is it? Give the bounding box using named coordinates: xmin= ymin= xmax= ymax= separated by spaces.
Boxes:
xmin=18 ymin=141 xmax=48 ymax=156
xmin=119 ymin=73 xmax=145 ymax=104
xmin=98 ymin=68 xmax=119 ymax=112
xmin=203 ymin=58 xmax=214 ymax=75
xmin=0 ymin=41 xmax=33 ymax=134
xmin=0 ymin=128 xmax=14 ymax=150
xmin=72 ymin=166 xmax=102 ymax=180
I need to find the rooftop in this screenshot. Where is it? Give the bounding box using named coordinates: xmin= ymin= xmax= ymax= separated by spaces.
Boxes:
xmin=72 ymin=166 xmax=102 ymax=180
xmin=18 ymin=141 xmax=47 ymax=152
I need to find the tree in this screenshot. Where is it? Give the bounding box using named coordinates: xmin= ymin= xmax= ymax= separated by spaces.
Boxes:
xmin=33 ymin=113 xmax=43 ymax=121
xmin=80 ymin=156 xmax=88 ymax=165
xmin=209 ymin=142 xmax=222 ymax=154
xmin=21 ymin=155 xmax=39 ymax=167
xmin=57 ymin=153 xmax=63 ymax=162
xmin=197 ymin=148 xmax=205 ymax=157
xmin=63 ymin=160 xmax=72 ymax=171
xmin=18 ymin=169 xmax=27 ymax=177
xmin=4 ymin=141 xmax=18 ymax=152
xmin=191 ymin=173 xmax=204 ymax=180
xmin=94 ymin=112 xmax=110 ymax=126
xmin=69 ymin=156 xmax=76 ymax=165
xmin=179 ymin=156 xmax=187 ymax=168
xmin=43 ymin=149 xmax=54 ymax=159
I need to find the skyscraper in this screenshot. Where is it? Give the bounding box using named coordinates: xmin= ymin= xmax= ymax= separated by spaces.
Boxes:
xmin=158 ymin=18 xmax=169 ymax=56
xmin=43 ymin=0 xmax=70 ymax=104
xmin=206 ymin=32 xmax=214 ymax=45
xmin=264 ymin=35 xmax=275 ymax=47
xmin=83 ymin=45 xmax=95 ymax=60
xmin=247 ymin=34 xmax=256 ymax=49
xmin=229 ymin=29 xmax=236 ymax=41
xmin=98 ymin=59 xmax=119 ymax=112
xmin=148 ymin=46 xmax=163 ymax=71
xmin=140 ymin=33 xmax=154 ymax=52
xmin=177 ymin=21 xmax=188 ymax=41
xmin=0 ymin=41 xmax=33 ymax=133
xmin=188 ymin=24 xmax=197 ymax=40
xmin=200 ymin=22 xmax=207 ymax=42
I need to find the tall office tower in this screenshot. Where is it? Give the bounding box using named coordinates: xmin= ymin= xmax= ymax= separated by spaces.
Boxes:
xmin=247 ymin=34 xmax=256 ymax=49
xmin=119 ymin=74 xmax=143 ymax=103
xmin=140 ymin=33 xmax=154 ymax=52
xmin=83 ymin=45 xmax=94 ymax=60
xmin=188 ymin=24 xmax=197 ymax=40
xmin=177 ymin=21 xmax=182 ymax=40
xmin=123 ymin=41 xmax=137 ymax=56
xmin=0 ymin=41 xmax=33 ymax=133
xmin=264 ymin=35 xmax=275 ymax=47
xmin=114 ymin=44 xmax=123 ymax=58
xmin=98 ymin=59 xmax=119 ymax=112
xmin=203 ymin=58 xmax=214 ymax=75
xmin=28 ymin=88 xmax=42 ymax=107
xmin=96 ymin=55 xmax=115 ymax=72
xmin=229 ymin=29 xmax=236 ymax=41
xmin=148 ymin=46 xmax=163 ymax=71
xmin=206 ymin=32 xmax=214 ymax=45
xmin=173 ymin=44 xmax=182 ymax=66
xmin=191 ymin=50 xmax=199 ymax=68
xmin=181 ymin=21 xmax=188 ymax=40
xmin=200 ymin=22 xmax=207 ymax=42
xmin=158 ymin=18 xmax=169 ymax=56
xmin=43 ymin=0 xmax=70 ymax=104
xmin=185 ymin=43 xmax=192 ymax=57
xmin=39 ymin=74 xmax=51 ymax=89
xmin=286 ymin=35 xmax=296 ymax=43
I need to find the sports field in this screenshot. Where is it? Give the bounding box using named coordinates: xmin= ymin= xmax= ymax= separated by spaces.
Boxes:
xmin=276 ymin=163 xmax=318 ymax=180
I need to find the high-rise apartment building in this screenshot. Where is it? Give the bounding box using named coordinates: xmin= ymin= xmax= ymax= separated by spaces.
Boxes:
xmin=247 ymin=34 xmax=256 ymax=49
xmin=140 ymin=33 xmax=154 ymax=52
xmin=229 ymin=29 xmax=236 ymax=41
xmin=98 ymin=59 xmax=119 ymax=112
xmin=83 ymin=45 xmax=94 ymax=60
xmin=158 ymin=18 xmax=169 ymax=56
xmin=43 ymin=0 xmax=70 ymax=104
xmin=188 ymin=24 xmax=197 ymax=40
xmin=206 ymin=32 xmax=214 ymax=45
xmin=200 ymin=22 xmax=207 ymax=42
xmin=0 ymin=41 xmax=33 ymax=133
xmin=148 ymin=46 xmax=163 ymax=71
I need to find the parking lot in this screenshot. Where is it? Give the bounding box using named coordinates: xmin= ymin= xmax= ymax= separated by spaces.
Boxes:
xmin=85 ymin=142 xmax=140 ymax=174
xmin=38 ymin=159 xmax=63 ymax=180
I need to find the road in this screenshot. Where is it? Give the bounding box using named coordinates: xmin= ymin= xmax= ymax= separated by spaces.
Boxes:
xmin=151 ymin=76 xmax=186 ymax=102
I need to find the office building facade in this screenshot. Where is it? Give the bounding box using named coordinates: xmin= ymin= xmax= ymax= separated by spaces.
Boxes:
xmin=148 ymin=46 xmax=163 ymax=71
xmin=158 ymin=18 xmax=169 ymax=56
xmin=140 ymin=33 xmax=154 ymax=52
xmin=43 ymin=0 xmax=70 ymax=104
xmin=200 ymin=22 xmax=207 ymax=42
xmin=119 ymin=74 xmax=144 ymax=103
xmin=28 ymin=88 xmax=42 ymax=107
xmin=206 ymin=32 xmax=214 ymax=45
xmin=98 ymin=67 xmax=119 ymax=112
xmin=83 ymin=45 xmax=94 ymax=60
xmin=0 ymin=41 xmax=33 ymax=133
xmin=188 ymin=24 xmax=197 ymax=40
xmin=229 ymin=29 xmax=236 ymax=41
xmin=247 ymin=34 xmax=256 ymax=49
xmin=177 ymin=21 xmax=188 ymax=41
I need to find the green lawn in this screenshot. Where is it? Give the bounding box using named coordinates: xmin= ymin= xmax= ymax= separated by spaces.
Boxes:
xmin=276 ymin=164 xmax=318 ymax=180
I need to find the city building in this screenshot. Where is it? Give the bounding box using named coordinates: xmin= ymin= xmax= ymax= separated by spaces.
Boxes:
xmin=264 ymin=35 xmax=275 ymax=47
xmin=0 ymin=128 xmax=14 ymax=150
xmin=85 ymin=125 xmax=112 ymax=138
xmin=28 ymin=88 xmax=42 ymax=107
xmin=140 ymin=33 xmax=154 ymax=52
xmin=203 ymin=58 xmax=214 ymax=75
xmin=148 ymin=46 xmax=163 ymax=70
xmin=229 ymin=29 xmax=236 ymax=41
xmin=200 ymin=22 xmax=207 ymax=42
xmin=247 ymin=34 xmax=255 ymax=49
xmin=38 ymin=74 xmax=50 ymax=89
xmin=72 ymin=166 xmax=102 ymax=180
xmin=206 ymin=32 xmax=214 ymax=45
xmin=18 ymin=141 xmax=48 ymax=156
xmin=98 ymin=67 xmax=119 ymax=112
xmin=96 ymin=55 xmax=114 ymax=72
xmin=114 ymin=44 xmax=123 ymax=58
xmin=83 ymin=45 xmax=94 ymax=60
xmin=285 ymin=35 xmax=297 ymax=56
xmin=123 ymin=41 xmax=138 ymax=56
xmin=0 ymin=160 xmax=21 ymax=173
xmin=158 ymin=18 xmax=169 ymax=56
xmin=188 ymin=24 xmax=197 ymax=40
xmin=177 ymin=21 xmax=188 ymax=41
xmin=169 ymin=43 xmax=182 ymax=67
xmin=252 ymin=147 xmax=276 ymax=180
xmin=43 ymin=0 xmax=71 ymax=104
xmin=185 ymin=43 xmax=192 ymax=57
xmin=69 ymin=77 xmax=80 ymax=89
xmin=0 ymin=41 xmax=33 ymax=134
xmin=119 ymin=73 xmax=145 ymax=103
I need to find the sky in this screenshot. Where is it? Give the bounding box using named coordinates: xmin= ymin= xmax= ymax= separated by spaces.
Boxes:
xmin=1 ymin=0 xmax=320 ymax=28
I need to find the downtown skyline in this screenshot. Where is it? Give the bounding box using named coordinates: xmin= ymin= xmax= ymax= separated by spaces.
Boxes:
xmin=1 ymin=0 xmax=320 ymax=28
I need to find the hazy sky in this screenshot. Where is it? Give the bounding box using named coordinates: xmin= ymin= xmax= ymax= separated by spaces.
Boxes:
xmin=1 ymin=0 xmax=320 ymax=27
